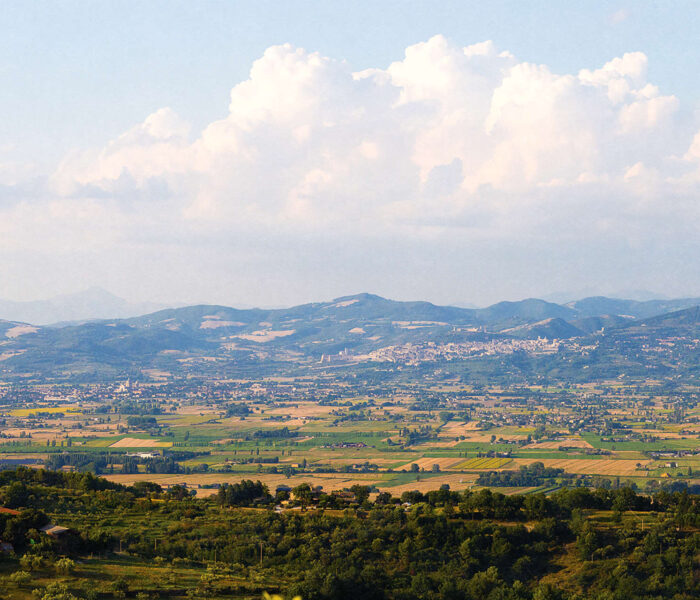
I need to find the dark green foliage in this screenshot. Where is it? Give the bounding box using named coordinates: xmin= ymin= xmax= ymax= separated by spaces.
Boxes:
xmin=216 ymin=480 xmax=272 ymax=506
xmin=476 ymin=462 xmax=573 ymax=487
xmin=0 ymin=466 xmax=127 ymax=492
xmin=252 ymin=427 xmax=293 ymax=439
xmin=225 ymin=403 xmax=252 ymax=417
xmin=126 ymin=416 xmax=158 ymax=428
xmin=0 ymin=469 xmax=698 ymax=599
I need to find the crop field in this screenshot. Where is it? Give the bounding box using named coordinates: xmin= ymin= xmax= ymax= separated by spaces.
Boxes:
xmin=9 ymin=405 xmax=81 ymax=416
xmin=395 ymin=457 xmax=464 ymax=471
xmin=453 ymin=457 xmax=513 ymax=470
xmin=381 ymin=473 xmax=479 ymax=494
xmin=109 ymin=437 xmax=173 ymax=448
xmin=82 ymin=437 xmax=122 ymax=447
xmin=526 ymin=438 xmax=593 ymax=449
xmin=1 ymin=376 xmax=699 ymax=496
xmin=580 ymin=432 xmax=700 ymax=451
xmin=512 ymin=458 xmax=649 ymax=476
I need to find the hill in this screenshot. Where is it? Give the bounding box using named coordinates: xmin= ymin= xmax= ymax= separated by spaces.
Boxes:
xmin=2 ymin=293 xmax=700 ymax=381
xmin=568 ymin=296 xmax=700 ymax=319
xmin=501 ymin=317 xmax=584 ymax=339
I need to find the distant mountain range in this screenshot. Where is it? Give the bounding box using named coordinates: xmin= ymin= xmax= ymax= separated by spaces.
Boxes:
xmin=1 ymin=292 xmax=700 ymax=380
xmin=2 ymin=289 xmax=699 ymax=328
xmin=0 ymin=288 xmax=170 ymax=325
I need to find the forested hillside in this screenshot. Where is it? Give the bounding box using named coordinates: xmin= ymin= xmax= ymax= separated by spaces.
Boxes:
xmin=0 ymin=468 xmax=697 ymax=599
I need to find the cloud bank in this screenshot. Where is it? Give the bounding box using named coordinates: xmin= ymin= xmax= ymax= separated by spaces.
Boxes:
xmin=3 ymin=36 xmax=700 ymax=304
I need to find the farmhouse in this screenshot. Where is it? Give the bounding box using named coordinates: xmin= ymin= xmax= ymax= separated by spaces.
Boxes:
xmin=40 ymin=524 xmax=71 ymax=538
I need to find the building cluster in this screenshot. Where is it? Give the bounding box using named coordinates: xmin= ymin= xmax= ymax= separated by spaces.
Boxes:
xmin=362 ymin=339 xmax=566 ymax=364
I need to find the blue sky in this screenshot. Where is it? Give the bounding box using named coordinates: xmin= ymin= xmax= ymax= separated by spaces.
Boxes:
xmin=3 ymin=1 xmax=699 ymax=169
xmin=2 ymin=1 xmax=700 ymax=307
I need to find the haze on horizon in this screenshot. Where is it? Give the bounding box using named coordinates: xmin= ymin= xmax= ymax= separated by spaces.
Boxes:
xmin=2 ymin=1 xmax=700 ymax=309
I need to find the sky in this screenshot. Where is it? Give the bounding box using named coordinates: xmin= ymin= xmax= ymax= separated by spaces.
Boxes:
xmin=2 ymin=1 xmax=700 ymax=308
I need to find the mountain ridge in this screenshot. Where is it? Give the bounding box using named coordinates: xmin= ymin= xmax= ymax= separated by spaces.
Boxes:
xmin=4 ymin=289 xmax=700 ymax=328
xmin=1 ymin=292 xmax=699 ymax=380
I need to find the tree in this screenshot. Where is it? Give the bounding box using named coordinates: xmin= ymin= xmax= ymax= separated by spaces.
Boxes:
xmin=350 ymin=485 xmax=371 ymax=504
xmin=55 ymin=557 xmax=76 ymax=575
xmin=166 ymin=485 xmax=190 ymax=501
xmin=20 ymin=554 xmax=42 ymax=571
xmin=34 ymin=582 xmax=81 ymax=600
xmin=533 ymin=583 xmax=564 ymax=600
xmin=375 ymin=492 xmax=393 ymax=505
xmin=4 ymin=481 xmax=29 ymax=508
xmin=576 ymin=522 xmax=600 ymax=559
xmin=292 ymin=483 xmax=312 ymax=510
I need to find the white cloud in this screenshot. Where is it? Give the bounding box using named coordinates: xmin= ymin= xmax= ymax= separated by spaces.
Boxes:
xmin=3 ymin=36 xmax=700 ymax=303
xmin=51 ymin=107 xmax=192 ymax=197
xmin=52 ymin=36 xmax=698 ymax=226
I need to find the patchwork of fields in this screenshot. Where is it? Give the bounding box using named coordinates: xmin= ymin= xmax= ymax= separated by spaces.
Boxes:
xmin=1 ymin=377 xmax=699 ymax=497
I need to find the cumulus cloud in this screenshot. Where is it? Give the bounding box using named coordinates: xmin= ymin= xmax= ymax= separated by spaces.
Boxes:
xmin=3 ymin=35 xmax=700 ymax=303
xmin=49 ymin=37 xmax=700 ymax=232
xmin=52 ymin=107 xmax=192 ymax=197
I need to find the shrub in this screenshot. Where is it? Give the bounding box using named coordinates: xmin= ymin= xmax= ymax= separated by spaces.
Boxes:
xmin=55 ymin=557 xmax=76 ymax=575
xmin=10 ymin=570 xmax=32 ymax=586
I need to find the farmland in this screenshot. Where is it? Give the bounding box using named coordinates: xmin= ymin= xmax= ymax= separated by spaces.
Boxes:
xmin=0 ymin=374 xmax=698 ymax=497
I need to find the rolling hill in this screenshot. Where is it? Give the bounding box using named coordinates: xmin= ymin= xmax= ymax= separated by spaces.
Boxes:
xmin=0 ymin=293 xmax=699 ymax=380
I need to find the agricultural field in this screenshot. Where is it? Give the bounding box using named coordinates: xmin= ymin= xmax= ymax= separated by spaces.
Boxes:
xmin=452 ymin=457 xmax=512 ymax=470
xmin=510 ymin=458 xmax=648 ymax=476
xmin=0 ymin=376 xmax=698 ymax=497
xmin=109 ymin=438 xmax=173 ymax=448
xmin=9 ymin=406 xmax=81 ymax=417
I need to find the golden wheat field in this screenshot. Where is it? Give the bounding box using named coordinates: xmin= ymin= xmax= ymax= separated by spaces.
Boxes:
xmin=385 ymin=474 xmax=479 ymax=495
xmin=511 ymin=458 xmax=648 ymax=476
xmin=453 ymin=457 xmax=513 ymax=470
xmin=109 ymin=437 xmax=173 ymax=448
xmin=525 ymin=438 xmax=594 ymax=449
xmin=9 ymin=406 xmax=81 ymax=417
